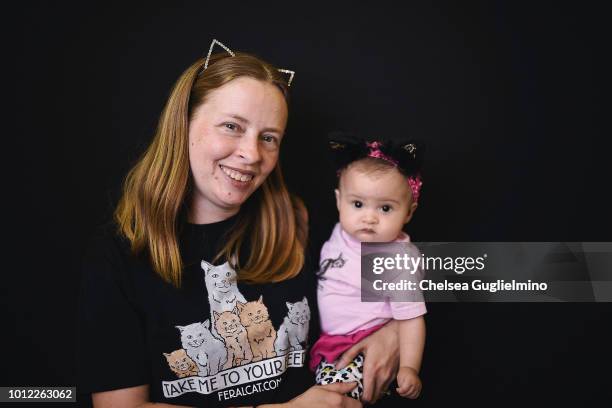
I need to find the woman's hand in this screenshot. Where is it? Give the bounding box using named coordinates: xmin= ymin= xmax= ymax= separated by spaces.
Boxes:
xmin=282 ymin=382 xmax=362 ymax=408
xmin=334 ymin=321 xmax=400 ymax=404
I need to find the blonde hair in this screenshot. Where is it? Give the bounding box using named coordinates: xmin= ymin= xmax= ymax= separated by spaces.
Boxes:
xmin=114 ymin=52 xmax=307 ymax=287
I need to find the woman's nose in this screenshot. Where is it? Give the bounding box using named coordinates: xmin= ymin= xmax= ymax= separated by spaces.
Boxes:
xmin=237 ymin=134 xmax=262 ymax=163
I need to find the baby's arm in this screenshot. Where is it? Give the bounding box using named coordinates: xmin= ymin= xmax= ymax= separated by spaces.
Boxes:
xmin=396 ymin=316 xmax=425 ymax=399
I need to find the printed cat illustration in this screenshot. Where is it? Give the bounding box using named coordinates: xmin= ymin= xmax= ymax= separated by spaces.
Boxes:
xmin=275 ymin=297 xmax=311 ymax=355
xmin=236 ymin=296 xmax=277 ymax=362
xmin=318 ymin=252 xmax=347 ymax=278
xmin=202 ymin=260 xmax=247 ymax=339
xmin=214 ymin=309 xmax=253 ymax=369
xmin=202 ymin=260 xmax=247 ymax=313
xmin=163 ymin=349 xmax=199 ymax=378
xmin=176 ymin=320 xmax=227 ymax=376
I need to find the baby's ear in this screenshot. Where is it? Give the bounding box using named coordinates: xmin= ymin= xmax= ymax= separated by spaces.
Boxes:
xmin=334 ymin=189 xmax=341 ymax=211
xmin=405 ymin=202 xmax=418 ymax=224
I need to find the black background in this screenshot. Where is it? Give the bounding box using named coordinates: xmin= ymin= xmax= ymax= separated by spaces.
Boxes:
xmin=4 ymin=1 xmax=611 ymax=407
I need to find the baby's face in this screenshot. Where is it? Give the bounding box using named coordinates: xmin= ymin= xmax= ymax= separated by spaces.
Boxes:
xmin=336 ymin=164 xmax=417 ymax=242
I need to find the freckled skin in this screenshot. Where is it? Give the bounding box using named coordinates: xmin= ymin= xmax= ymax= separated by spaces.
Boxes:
xmin=187 ymin=77 xmax=288 ymax=223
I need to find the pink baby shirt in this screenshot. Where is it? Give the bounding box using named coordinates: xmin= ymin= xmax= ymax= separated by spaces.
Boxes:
xmin=317 ymin=223 xmax=427 ymax=336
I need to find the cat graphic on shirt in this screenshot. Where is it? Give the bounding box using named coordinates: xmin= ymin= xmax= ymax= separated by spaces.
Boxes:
xmin=318 ymin=252 xmax=347 ymax=279
xmin=176 ymin=320 xmax=227 ymax=376
xmin=202 ymin=260 xmax=247 ymax=338
xmin=202 ymin=260 xmax=247 ymax=313
xmin=214 ymin=309 xmax=253 ymax=369
xmin=236 ymin=296 xmax=277 ymax=362
xmin=275 ymin=297 xmax=311 ymax=355
xmin=163 ymin=349 xmax=199 ymax=378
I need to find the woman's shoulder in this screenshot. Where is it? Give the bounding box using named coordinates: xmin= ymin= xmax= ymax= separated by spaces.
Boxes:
xmin=85 ymin=222 xmax=129 ymax=256
xmin=80 ymin=221 xmax=138 ymax=281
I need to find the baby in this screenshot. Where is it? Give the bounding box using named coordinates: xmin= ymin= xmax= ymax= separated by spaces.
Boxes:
xmin=310 ymin=131 xmax=426 ymax=401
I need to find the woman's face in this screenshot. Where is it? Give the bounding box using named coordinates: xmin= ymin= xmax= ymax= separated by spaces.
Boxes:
xmin=188 ymin=77 xmax=288 ymax=222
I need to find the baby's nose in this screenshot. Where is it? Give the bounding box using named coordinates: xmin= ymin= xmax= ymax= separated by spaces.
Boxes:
xmin=363 ymin=212 xmax=378 ymax=224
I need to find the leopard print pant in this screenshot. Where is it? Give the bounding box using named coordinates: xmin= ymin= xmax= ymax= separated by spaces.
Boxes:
xmin=315 ymin=354 xmax=364 ymax=400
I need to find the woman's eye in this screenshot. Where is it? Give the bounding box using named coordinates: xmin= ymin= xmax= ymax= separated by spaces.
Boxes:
xmin=381 ymin=205 xmax=392 ymax=213
xmin=261 ymin=135 xmax=279 ymax=148
xmin=352 ymin=201 xmax=363 ymax=208
xmin=223 ymin=122 xmax=239 ymax=131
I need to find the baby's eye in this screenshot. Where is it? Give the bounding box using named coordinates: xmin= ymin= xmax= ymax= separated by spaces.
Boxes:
xmin=381 ymin=205 xmax=393 ymax=213
xmin=352 ymin=200 xmax=363 ymax=208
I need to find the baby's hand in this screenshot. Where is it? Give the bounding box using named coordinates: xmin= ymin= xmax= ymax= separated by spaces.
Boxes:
xmin=396 ymin=367 xmax=422 ymax=399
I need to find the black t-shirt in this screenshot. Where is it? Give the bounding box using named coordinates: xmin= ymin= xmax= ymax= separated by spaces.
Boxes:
xmin=77 ymin=215 xmax=319 ymax=407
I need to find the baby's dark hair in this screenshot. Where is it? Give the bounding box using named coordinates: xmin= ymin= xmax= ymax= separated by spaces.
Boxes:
xmin=342 ymin=156 xmax=397 ymax=174
xmin=336 ymin=157 xmax=400 ymax=188
xmin=327 ymin=131 xmax=425 ymax=203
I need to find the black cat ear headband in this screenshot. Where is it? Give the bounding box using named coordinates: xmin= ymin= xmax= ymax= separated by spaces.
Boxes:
xmin=328 ymin=131 xmax=425 ymax=203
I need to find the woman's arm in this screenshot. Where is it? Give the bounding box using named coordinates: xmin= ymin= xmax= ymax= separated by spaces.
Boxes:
xmin=333 ymin=320 xmax=400 ymax=404
xmin=258 ymin=382 xmax=362 ymax=408
xmin=92 ymin=385 xmax=192 ymax=407
xmin=93 ymin=383 xmax=362 ymax=408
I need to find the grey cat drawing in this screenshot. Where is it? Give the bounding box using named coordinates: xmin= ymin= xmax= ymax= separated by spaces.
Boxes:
xmin=176 ymin=320 xmax=227 ymax=377
xmin=202 ymin=260 xmax=247 ymax=314
xmin=274 ymin=297 xmax=311 ymax=355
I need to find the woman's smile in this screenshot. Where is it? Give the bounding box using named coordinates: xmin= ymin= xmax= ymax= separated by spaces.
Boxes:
xmin=219 ymin=164 xmax=256 ymax=183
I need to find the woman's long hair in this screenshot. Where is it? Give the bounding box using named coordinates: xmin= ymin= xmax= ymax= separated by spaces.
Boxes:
xmin=114 ymin=52 xmax=307 ymax=287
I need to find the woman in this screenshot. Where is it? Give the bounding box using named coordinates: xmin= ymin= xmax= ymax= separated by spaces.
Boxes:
xmin=78 ymin=44 xmax=399 ymax=407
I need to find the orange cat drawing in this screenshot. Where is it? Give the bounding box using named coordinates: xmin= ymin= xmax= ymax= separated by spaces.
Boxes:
xmin=163 ymin=349 xmax=199 ymax=378
xmin=236 ymin=296 xmax=277 ymax=362
xmin=214 ymin=309 xmax=253 ymax=369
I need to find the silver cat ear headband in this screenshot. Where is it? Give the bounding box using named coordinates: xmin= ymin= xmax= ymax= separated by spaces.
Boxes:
xmin=203 ymin=39 xmax=295 ymax=86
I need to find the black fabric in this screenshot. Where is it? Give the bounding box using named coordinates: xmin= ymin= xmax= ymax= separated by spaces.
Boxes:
xmin=77 ymin=216 xmax=319 ymax=407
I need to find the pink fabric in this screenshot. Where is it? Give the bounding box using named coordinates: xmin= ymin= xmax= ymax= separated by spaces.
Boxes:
xmin=316 ymin=223 xmax=427 ymax=334
xmin=407 ymin=175 xmax=423 ymax=204
xmin=309 ymin=324 xmax=385 ymax=371
xmin=366 ymin=141 xmax=399 ymax=165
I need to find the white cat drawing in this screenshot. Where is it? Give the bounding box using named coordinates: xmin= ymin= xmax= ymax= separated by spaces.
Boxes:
xmin=202 ymin=260 xmax=247 ymax=314
xmin=274 ymin=297 xmax=311 ymax=355
xmin=176 ymin=320 xmax=227 ymax=377
xmin=202 ymin=259 xmax=247 ymax=339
